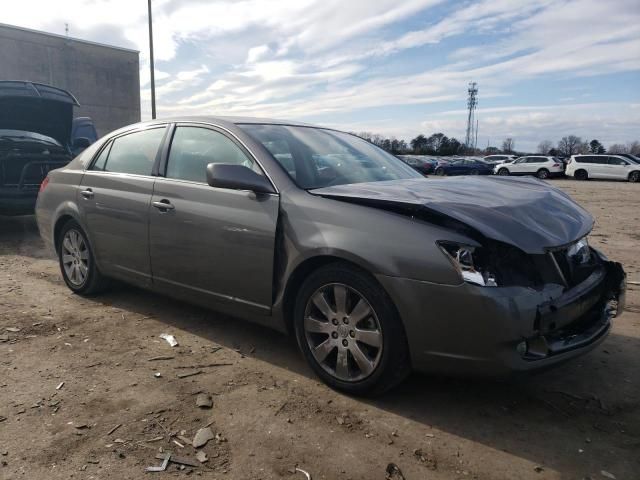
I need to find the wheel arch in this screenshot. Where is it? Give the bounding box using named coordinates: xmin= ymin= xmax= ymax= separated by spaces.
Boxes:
xmin=280 ymin=253 xmax=390 ymax=335
xmin=628 ymin=170 xmax=640 ymax=182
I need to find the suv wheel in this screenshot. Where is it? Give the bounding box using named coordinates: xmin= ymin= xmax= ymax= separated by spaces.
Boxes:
xmin=57 ymin=220 xmax=109 ymax=295
xmin=498 ymin=168 xmax=509 ymax=176
xmin=574 ymin=169 xmax=588 ymax=181
xmin=294 ymin=263 xmax=410 ymax=396
xmin=435 ymin=167 xmax=445 ymax=176
xmin=629 ymin=171 xmax=640 ymax=183
xmin=536 ymin=168 xmax=550 ymax=179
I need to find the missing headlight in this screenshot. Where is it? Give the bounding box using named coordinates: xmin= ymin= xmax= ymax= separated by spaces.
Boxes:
xmin=437 ymin=241 xmax=498 ymax=287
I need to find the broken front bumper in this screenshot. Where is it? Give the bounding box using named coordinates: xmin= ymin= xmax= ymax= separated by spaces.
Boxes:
xmin=377 ymin=249 xmax=626 ymax=376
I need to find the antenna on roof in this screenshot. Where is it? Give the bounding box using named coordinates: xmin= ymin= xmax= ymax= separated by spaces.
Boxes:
xmin=65 ymin=23 xmax=69 ymax=36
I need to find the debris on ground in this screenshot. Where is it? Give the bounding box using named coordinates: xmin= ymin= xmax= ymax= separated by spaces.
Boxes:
xmin=534 ymin=465 xmax=544 ymax=473
xmin=148 ymin=355 xmax=175 ymax=361
xmin=192 ymin=427 xmax=215 ymax=448
xmin=146 ymin=452 xmax=171 ymax=472
xmin=0 ymin=334 xmax=9 ymax=342
xmin=177 ymin=370 xmax=202 ymax=379
xmin=5 ymin=327 xmax=20 ymax=332
xmin=195 ymin=393 xmax=213 ymax=409
xmin=295 ymin=467 xmax=312 ymax=479
xmin=601 ymin=471 xmax=616 ymax=479
xmin=385 ymin=463 xmax=406 ymax=480
xmin=159 ymin=334 xmax=178 ymax=347
xmin=413 ymin=448 xmax=437 ymax=470
xmin=107 ymin=424 xmax=122 ymax=436
xmin=55 ymin=382 xmax=64 ymax=390
xmin=196 ymin=450 xmax=208 ymax=463
xmin=154 ymin=453 xmax=199 ymax=467
xmin=154 ymin=372 xmax=162 ymax=378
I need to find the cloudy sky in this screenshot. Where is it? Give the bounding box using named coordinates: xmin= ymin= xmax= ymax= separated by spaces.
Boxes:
xmin=4 ymin=0 xmax=640 ymax=150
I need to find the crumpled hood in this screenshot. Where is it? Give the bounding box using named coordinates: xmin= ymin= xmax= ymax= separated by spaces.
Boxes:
xmin=311 ymin=176 xmax=594 ymax=254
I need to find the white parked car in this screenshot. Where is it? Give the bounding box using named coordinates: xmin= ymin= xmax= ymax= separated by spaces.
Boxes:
xmin=566 ymin=155 xmax=640 ymax=182
xmin=483 ymin=154 xmax=517 ymax=165
xmin=494 ymin=156 xmax=564 ymax=179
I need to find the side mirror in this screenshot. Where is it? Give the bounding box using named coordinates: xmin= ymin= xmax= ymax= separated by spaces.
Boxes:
xmin=206 ymin=163 xmax=275 ymax=194
xmin=72 ymin=137 xmax=91 ymax=149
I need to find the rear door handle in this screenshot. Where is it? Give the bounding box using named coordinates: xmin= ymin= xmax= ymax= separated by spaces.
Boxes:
xmin=152 ymin=200 xmax=175 ymax=211
xmin=80 ymin=188 xmax=94 ymax=199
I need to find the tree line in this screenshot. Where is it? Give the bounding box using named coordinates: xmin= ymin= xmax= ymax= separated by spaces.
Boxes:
xmin=355 ymin=131 xmax=640 ymax=157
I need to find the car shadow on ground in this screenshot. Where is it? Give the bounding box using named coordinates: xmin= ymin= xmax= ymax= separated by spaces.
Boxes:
xmin=87 ymin=282 xmax=640 ymax=476
xmin=4 ymin=215 xmax=639 ymax=476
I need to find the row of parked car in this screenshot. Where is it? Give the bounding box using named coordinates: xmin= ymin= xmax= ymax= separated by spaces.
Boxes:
xmin=397 ymin=153 xmax=640 ymax=182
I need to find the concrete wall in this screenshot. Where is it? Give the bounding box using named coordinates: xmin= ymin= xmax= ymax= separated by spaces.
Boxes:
xmin=0 ymin=23 xmax=140 ymax=137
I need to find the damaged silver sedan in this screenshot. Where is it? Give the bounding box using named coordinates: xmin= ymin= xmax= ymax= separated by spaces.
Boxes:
xmin=35 ymin=117 xmax=626 ymax=395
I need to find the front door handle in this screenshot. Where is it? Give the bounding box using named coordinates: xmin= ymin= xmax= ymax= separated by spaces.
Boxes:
xmin=80 ymin=188 xmax=94 ymax=199
xmin=152 ymin=200 xmax=175 ymax=211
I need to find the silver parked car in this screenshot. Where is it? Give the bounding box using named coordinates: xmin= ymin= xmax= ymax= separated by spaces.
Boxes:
xmin=35 ymin=117 xmax=626 ymax=395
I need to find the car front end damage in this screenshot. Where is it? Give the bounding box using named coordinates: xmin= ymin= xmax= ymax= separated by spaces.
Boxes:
xmin=378 ymin=239 xmax=625 ymax=376
xmin=312 ymin=176 xmax=626 ymax=376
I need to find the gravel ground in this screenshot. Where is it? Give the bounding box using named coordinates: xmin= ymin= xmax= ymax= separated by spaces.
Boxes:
xmin=0 ymin=179 xmax=638 ymax=480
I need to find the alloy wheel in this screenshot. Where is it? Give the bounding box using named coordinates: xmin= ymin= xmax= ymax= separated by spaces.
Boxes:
xmin=303 ymin=283 xmax=383 ymax=382
xmin=61 ymin=229 xmax=90 ymax=286
xmin=630 ymin=171 xmax=639 ymax=182
xmin=537 ymin=169 xmax=549 ymax=179
xmin=498 ymin=168 xmax=509 ymax=176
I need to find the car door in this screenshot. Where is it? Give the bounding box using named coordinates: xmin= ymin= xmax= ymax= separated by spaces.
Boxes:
xmin=607 ymin=156 xmax=629 ymax=179
xmin=79 ymin=125 xmax=168 ymax=287
xmin=149 ymin=124 xmax=279 ymax=314
xmin=510 ymin=157 xmax=527 ymax=174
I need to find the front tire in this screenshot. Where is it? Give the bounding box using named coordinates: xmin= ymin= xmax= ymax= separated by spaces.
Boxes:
xmin=293 ymin=263 xmax=410 ymax=396
xmin=57 ymin=220 xmax=109 ymax=295
xmin=498 ymin=168 xmax=509 ymax=176
xmin=435 ymin=167 xmax=445 ymax=176
xmin=629 ymin=171 xmax=640 ymax=183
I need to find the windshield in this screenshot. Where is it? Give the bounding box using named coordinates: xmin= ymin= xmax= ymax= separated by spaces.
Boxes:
xmin=239 ymin=124 xmax=421 ymax=189
xmin=0 ymin=129 xmax=62 ymax=146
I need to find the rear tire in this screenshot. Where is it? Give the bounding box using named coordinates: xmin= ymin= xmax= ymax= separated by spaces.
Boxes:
xmin=293 ymin=262 xmax=411 ymax=396
xmin=629 ymin=171 xmax=640 ymax=183
xmin=574 ymin=169 xmax=588 ymax=181
xmin=498 ymin=168 xmax=509 ymax=176
xmin=435 ymin=168 xmax=445 ymax=176
xmin=536 ymin=168 xmax=550 ymax=179
xmin=57 ymin=219 xmax=109 ymax=295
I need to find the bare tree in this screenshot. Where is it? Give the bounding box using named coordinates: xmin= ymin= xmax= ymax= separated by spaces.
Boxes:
xmin=608 ymin=143 xmax=629 ymax=154
xmin=557 ymin=135 xmax=583 ymax=157
xmin=502 ymin=138 xmax=515 ymax=153
xmin=537 ymin=140 xmax=553 ymax=154
xmin=626 ymin=141 xmax=640 ymax=155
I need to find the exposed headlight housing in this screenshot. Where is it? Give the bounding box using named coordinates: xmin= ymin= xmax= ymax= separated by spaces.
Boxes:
xmin=567 ymin=236 xmax=590 ymax=265
xmin=438 ymin=241 xmax=498 ymax=287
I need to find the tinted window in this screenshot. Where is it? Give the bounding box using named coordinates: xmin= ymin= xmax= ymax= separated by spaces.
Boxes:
xmin=608 ymin=156 xmax=628 ymax=166
xmin=103 ymin=128 xmax=165 ymax=176
xmin=166 ymin=127 xmax=256 ymax=183
xmin=91 ymin=141 xmax=112 ymax=171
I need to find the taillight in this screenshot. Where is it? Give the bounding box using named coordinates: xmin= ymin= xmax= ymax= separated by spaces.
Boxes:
xmin=553 ymin=163 xmax=560 ymax=167
xmin=39 ymin=176 xmax=50 ymax=193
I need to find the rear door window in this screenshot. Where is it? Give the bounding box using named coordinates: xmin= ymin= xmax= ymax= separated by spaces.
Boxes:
xmin=101 ymin=128 xmax=166 ymax=176
xmin=91 ymin=141 xmax=112 ymax=171
xmin=608 ymin=156 xmax=628 ymax=166
xmin=165 ymin=126 xmax=257 ymax=183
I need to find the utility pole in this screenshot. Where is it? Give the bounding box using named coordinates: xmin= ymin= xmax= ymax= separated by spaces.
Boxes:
xmin=464 ymin=82 xmax=478 ymax=151
xmin=148 ymin=0 xmax=156 ymax=119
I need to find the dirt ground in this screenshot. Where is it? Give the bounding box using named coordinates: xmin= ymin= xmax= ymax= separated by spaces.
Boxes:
xmin=0 ymin=179 xmax=638 ymax=480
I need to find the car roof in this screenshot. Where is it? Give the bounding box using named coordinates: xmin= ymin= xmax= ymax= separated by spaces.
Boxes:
xmin=129 ymin=116 xmax=316 ymax=129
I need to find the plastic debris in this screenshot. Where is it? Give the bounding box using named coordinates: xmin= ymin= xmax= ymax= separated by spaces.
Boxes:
xmin=601 ymin=471 xmax=616 ymax=479
xmin=154 ymin=453 xmax=199 ymax=467
xmin=196 ymin=450 xmax=208 ymax=463
xmin=195 ymin=393 xmax=213 ymax=409
xmin=192 ymin=427 xmax=214 ymax=448
xmin=177 ymin=370 xmax=202 ymax=379
xmin=5 ymin=327 xmax=20 ymax=333
xmin=296 ymin=467 xmax=312 ymax=479
xmin=146 ymin=452 xmax=171 ymax=472
xmin=56 ymin=382 xmax=65 ymax=390
xmin=159 ymin=334 xmax=178 ymax=347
